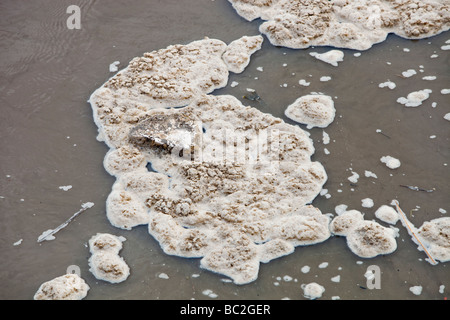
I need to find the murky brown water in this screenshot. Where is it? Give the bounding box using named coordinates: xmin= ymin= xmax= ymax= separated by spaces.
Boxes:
xmin=1 ymin=0 xmax=448 ymax=300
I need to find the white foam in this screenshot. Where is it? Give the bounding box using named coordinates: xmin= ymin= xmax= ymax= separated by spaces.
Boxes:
xmin=299 ymin=79 xmax=311 ymax=87
xmin=335 ymin=204 xmax=348 ymax=215
xmin=310 ymin=50 xmax=344 ymax=67
xmin=378 ymin=81 xmax=396 ymax=90
xmin=364 ymin=170 xmax=378 ymax=179
xmin=441 ymin=89 xmax=450 ymax=94
xmin=222 ymin=35 xmax=264 ymax=73
xmin=361 ymin=198 xmax=374 ymax=208
xmin=375 ymin=205 xmax=399 ymax=225
xmin=445 ymin=113 xmax=450 ymax=121
xmin=331 ymin=275 xmax=341 ymax=283
xmin=301 ymin=265 xmax=311 ymax=273
xmin=158 ymin=273 xmax=169 ymax=279
xmin=285 ymin=94 xmax=336 ymax=129
xmin=109 ymin=61 xmax=120 ymax=73
xmin=34 ymin=274 xmax=89 ymax=300
xmin=88 ymin=233 xmax=130 ymax=283
xmin=302 ymin=282 xmax=325 ymax=300
xmin=90 ymin=40 xmax=331 ymax=284
xmin=330 ymin=210 xmax=398 ymax=258
xmin=417 ymin=217 xmax=450 ymax=263
xmin=58 ymin=185 xmax=72 ymax=191
xmin=409 ymin=286 xmax=423 ymax=296
xmin=380 ymin=155 xmax=401 ymax=169
xmin=322 ymin=131 xmax=330 ymax=145
xmin=401 ymin=69 xmax=416 ymax=78
xmin=227 ymin=0 xmax=450 ymax=50
xmin=320 ymin=76 xmax=332 ymax=82
xmin=348 ymin=171 xmax=360 ymax=183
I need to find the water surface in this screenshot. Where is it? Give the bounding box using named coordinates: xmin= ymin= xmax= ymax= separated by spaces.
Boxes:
xmin=0 ymin=0 xmax=448 ymax=300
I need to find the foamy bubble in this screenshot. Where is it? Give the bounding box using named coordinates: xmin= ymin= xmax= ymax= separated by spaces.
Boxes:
xmin=397 ymin=89 xmax=432 ymax=107
xmin=310 ymin=50 xmax=344 ymax=67
xmin=88 ymin=233 xmax=130 ymax=283
xmin=34 ymin=274 xmax=89 ymax=300
xmin=285 ymin=94 xmax=335 ymax=129
xmin=380 ymin=155 xmax=401 ymax=169
xmin=330 ymin=210 xmax=398 ymax=258
xmin=227 ymin=0 xmax=450 ymax=50
xmin=302 ymin=282 xmax=325 ymax=300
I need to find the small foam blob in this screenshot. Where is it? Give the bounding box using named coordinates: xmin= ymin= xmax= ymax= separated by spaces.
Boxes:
xmin=222 ymin=35 xmax=264 ymax=73
xmin=310 ymin=50 xmax=344 ymax=66
xmin=109 ymin=61 xmax=120 ymax=73
xmin=380 ymin=155 xmax=401 ymax=169
xmin=88 ymin=233 xmax=130 ymax=283
xmin=417 ymin=217 xmax=450 ymax=263
xmin=361 ymin=198 xmax=374 ymax=208
xmin=330 ymin=210 xmax=398 ymax=258
xmin=284 ymin=94 xmax=335 ymax=129
xmin=34 ymin=274 xmax=89 ymax=300
xmin=375 ymin=205 xmax=399 ymax=225
xmin=378 ymin=81 xmax=396 ymax=90
xmin=396 ymin=89 xmax=432 ymax=107
xmin=409 ymin=285 xmax=423 ymax=296
xmin=302 ymin=282 xmax=325 ymax=300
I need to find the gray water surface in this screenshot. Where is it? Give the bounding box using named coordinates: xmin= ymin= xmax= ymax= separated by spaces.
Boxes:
xmin=1 ymin=0 xmax=449 ymax=300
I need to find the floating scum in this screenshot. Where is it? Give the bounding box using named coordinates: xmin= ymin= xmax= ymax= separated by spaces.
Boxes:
xmin=87 ymin=15 xmax=449 ymax=284
xmin=227 ymin=0 xmax=450 ymax=50
xmin=89 ymin=36 xmax=336 ymax=284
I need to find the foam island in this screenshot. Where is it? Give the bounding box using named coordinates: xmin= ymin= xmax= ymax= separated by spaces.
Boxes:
xmin=88 ymin=233 xmax=130 ymax=283
xmin=417 ymin=217 xmax=450 ymax=263
xmin=227 ymin=0 xmax=450 ymax=50
xmin=330 ymin=210 xmax=398 ymax=258
xmin=285 ymin=94 xmax=336 ymax=129
xmin=34 ymin=273 xmax=89 ymax=300
xmin=99 ymin=94 xmax=329 ymax=285
xmin=90 ymin=36 xmax=266 ymax=150
xmin=90 ymin=38 xmax=331 ymax=283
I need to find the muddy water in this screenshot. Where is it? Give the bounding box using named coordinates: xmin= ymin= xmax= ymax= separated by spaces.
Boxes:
xmin=0 ymin=0 xmax=448 ymax=300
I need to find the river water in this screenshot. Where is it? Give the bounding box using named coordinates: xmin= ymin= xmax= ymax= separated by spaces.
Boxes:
xmin=0 ymin=0 xmax=448 ymax=300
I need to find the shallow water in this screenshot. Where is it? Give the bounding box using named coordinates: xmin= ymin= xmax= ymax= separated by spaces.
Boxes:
xmin=0 ymin=0 xmax=449 ymax=300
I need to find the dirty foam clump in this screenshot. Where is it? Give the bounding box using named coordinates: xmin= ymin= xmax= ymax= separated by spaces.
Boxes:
xmin=90 ymin=37 xmax=260 ymax=149
xmin=379 ymin=81 xmax=396 ymax=90
xmin=330 ymin=210 xmax=398 ymax=258
xmin=375 ymin=205 xmax=399 ymax=225
xmin=145 ymin=95 xmax=329 ymax=284
xmin=285 ymin=94 xmax=335 ymax=129
xmin=227 ymin=0 xmax=450 ymax=50
xmin=88 ymin=233 xmax=130 ymax=283
xmin=302 ymin=282 xmax=325 ymax=300
xmin=89 ymin=38 xmax=331 ymax=285
xmin=310 ymin=50 xmax=344 ymax=66
xmin=92 ymin=91 xmax=329 ymax=284
xmin=34 ymin=274 xmax=89 ymax=300
xmin=397 ymin=89 xmax=432 ymax=107
xmin=417 ymin=217 xmax=450 ymax=263
xmin=222 ymin=35 xmax=264 ymax=73
xmin=380 ymin=155 xmax=401 ymax=169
